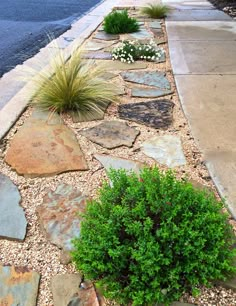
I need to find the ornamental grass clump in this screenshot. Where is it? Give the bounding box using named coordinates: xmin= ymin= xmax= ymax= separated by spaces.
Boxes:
xmin=103 ymin=10 xmax=139 ymax=34
xmin=112 ymin=40 xmax=164 ymax=63
xmin=141 ymin=3 xmax=170 ymax=18
xmin=72 ymin=167 xmax=236 ymax=306
xmin=32 ymin=48 xmax=118 ymax=121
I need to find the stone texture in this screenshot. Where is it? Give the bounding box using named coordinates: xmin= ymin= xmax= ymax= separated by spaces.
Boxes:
xmin=101 ymin=71 xmax=117 ymax=80
xmin=118 ymin=99 xmax=174 ymax=129
xmin=82 ymin=52 xmax=112 ymax=60
xmin=149 ymin=21 xmax=162 ymax=29
xmin=80 ymin=121 xmax=140 ymax=149
xmin=0 ymin=174 xmax=27 ymax=241
xmin=216 ymin=276 xmax=236 ymax=292
xmin=96 ymin=60 xmax=147 ymax=70
xmin=122 ymin=27 xmax=154 ymax=40
xmin=37 ymin=184 xmax=87 ymax=251
xmin=131 ymin=87 xmax=173 ymax=98
xmin=95 ymin=154 xmax=146 ymax=174
xmin=121 ymin=71 xmax=171 ymax=89
xmin=84 ymin=40 xmax=117 ymax=51
xmin=141 ymin=135 xmax=186 ymax=168
xmin=94 ymin=31 xmax=119 ymax=40
xmin=5 ymin=110 xmax=88 ymax=177
xmin=0 ymin=265 xmax=40 ymax=306
xmin=71 ymin=102 xmax=110 ymax=123
xmin=167 ymin=9 xmax=232 ymax=21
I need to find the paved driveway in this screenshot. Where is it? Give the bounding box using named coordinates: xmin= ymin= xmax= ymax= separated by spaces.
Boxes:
xmin=0 ymin=0 xmax=102 ymax=77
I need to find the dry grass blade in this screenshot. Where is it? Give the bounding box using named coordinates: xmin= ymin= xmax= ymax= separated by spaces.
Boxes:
xmin=141 ymin=3 xmax=170 ymax=18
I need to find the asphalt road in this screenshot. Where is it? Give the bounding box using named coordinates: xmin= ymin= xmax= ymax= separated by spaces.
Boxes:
xmin=0 ymin=0 xmax=102 ymax=77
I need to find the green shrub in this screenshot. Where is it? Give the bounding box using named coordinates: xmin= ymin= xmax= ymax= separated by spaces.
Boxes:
xmin=72 ymin=167 xmax=236 ymax=305
xmin=103 ymin=10 xmax=140 ymax=34
xmin=141 ymin=4 xmax=170 ymax=18
xmin=112 ymin=40 xmax=165 ymax=63
xmin=32 ymin=48 xmax=118 ymax=121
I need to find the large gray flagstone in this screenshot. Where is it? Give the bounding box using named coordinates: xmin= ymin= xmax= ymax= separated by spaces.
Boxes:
xmin=167 ymin=1 xmax=214 ymax=10
xmin=131 ymin=87 xmax=173 ymax=98
xmin=122 ymin=27 xmax=154 ymax=40
xmin=94 ymin=31 xmax=119 ymax=41
xmin=166 ymin=21 xmax=236 ymax=41
xmin=169 ymin=40 xmax=236 ymax=74
xmin=149 ymin=21 xmax=162 ymax=29
xmin=121 ymin=71 xmax=171 ymax=89
xmin=141 ymin=135 xmax=186 ymax=168
xmin=0 ymin=265 xmax=40 ymax=306
xmin=0 ymin=174 xmax=27 ymax=241
xmin=96 ymin=60 xmax=147 ymax=70
xmin=82 ymin=52 xmax=112 ymax=60
xmin=167 ymin=9 xmax=232 ymax=21
xmin=84 ymin=40 xmax=117 ymax=51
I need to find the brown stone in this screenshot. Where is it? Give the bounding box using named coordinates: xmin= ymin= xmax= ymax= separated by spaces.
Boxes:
xmin=5 ymin=110 xmax=88 ymax=177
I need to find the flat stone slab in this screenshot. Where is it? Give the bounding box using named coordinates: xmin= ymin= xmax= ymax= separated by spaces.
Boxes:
xmin=84 ymin=40 xmax=117 ymax=51
xmin=82 ymin=52 xmax=112 ymax=60
xmin=5 ymin=110 xmax=88 ymax=177
xmin=52 ymin=275 xmax=100 ymax=306
xmin=0 ymin=265 xmax=40 ymax=306
xmin=80 ymin=121 xmax=140 ymax=149
xmin=118 ymin=99 xmax=174 ymax=129
xmin=95 ymin=154 xmax=146 ymax=174
xmin=94 ymin=31 xmax=119 ymax=40
xmin=121 ymin=71 xmax=171 ymax=89
xmin=122 ymin=27 xmax=154 ymax=40
xmin=149 ymin=21 xmax=162 ymax=29
xmin=0 ymin=174 xmax=27 ymax=241
xmin=96 ymin=60 xmax=147 ymax=70
xmin=169 ymin=40 xmax=236 ymax=74
xmin=71 ymin=101 xmax=110 ymax=123
xmin=37 ymin=184 xmax=87 ymax=251
xmin=167 ymin=9 xmax=232 ymax=21
xmin=141 ymin=135 xmax=186 ymax=168
xmin=131 ymin=87 xmax=173 ymax=98
xmin=101 ymin=71 xmax=117 ymax=80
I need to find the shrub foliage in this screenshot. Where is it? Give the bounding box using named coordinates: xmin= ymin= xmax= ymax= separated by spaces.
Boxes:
xmin=103 ymin=10 xmax=139 ymax=34
xmin=141 ymin=4 xmax=170 ymax=18
xmin=72 ymin=167 xmax=236 ymax=305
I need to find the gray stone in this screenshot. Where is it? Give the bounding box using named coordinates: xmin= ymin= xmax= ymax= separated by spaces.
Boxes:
xmin=155 ymin=52 xmax=166 ymax=63
xmin=95 ymin=154 xmax=146 ymax=174
xmin=118 ymin=99 xmax=174 ymax=129
xmin=141 ymin=135 xmax=186 ymax=168
xmin=149 ymin=21 xmax=162 ymax=29
xmin=71 ymin=101 xmax=110 ymax=123
xmin=0 ymin=174 xmax=27 ymax=241
xmin=5 ymin=110 xmax=88 ymax=177
xmin=60 ymin=251 xmax=72 ymax=265
xmin=121 ymin=71 xmax=171 ymax=89
xmin=167 ymin=9 xmax=232 ymax=21
xmin=131 ymin=87 xmax=173 ymax=98
xmin=0 ymin=265 xmax=40 ymax=306
xmin=84 ymin=40 xmax=117 ymax=51
xmin=37 ymin=184 xmax=87 ymax=251
xmin=123 ymin=27 xmax=154 ymax=40
xmin=94 ymin=31 xmax=119 ymax=41
xmin=101 ymin=71 xmax=117 ymax=80
xmin=80 ymin=121 xmax=140 ymax=149
xmin=82 ymin=52 xmax=112 ymax=60
xmin=96 ymin=60 xmax=147 ymax=70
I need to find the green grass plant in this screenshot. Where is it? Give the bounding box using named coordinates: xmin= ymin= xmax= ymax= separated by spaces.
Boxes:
xmin=32 ymin=48 xmax=118 ymax=121
xmin=103 ymin=10 xmax=139 ymax=34
xmin=72 ymin=167 xmax=236 ymax=305
xmin=141 ymin=3 xmax=170 ymax=18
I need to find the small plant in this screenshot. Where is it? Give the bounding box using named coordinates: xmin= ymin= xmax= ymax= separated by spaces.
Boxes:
xmin=112 ymin=40 xmax=165 ymax=63
xmin=32 ymin=48 xmax=118 ymax=121
xmin=103 ymin=10 xmax=140 ymax=34
xmin=141 ymin=3 xmax=170 ymax=18
xmin=72 ymin=167 xmax=236 ymax=305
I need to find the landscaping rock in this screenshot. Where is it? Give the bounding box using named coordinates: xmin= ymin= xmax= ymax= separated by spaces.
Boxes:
xmin=0 ymin=174 xmax=27 ymax=241
xmin=131 ymin=87 xmax=173 ymax=98
xmin=118 ymin=99 xmax=174 ymax=129
xmin=215 ymin=277 xmax=236 ymax=292
xmin=0 ymin=265 xmax=40 ymax=306
xmin=101 ymin=71 xmax=117 ymax=80
xmin=80 ymin=121 xmax=140 ymax=149
xmin=84 ymin=40 xmax=117 ymax=51
xmin=141 ymin=135 xmax=186 ymax=168
xmin=123 ymin=27 xmax=154 ymax=40
xmin=94 ymin=31 xmax=119 ymax=41
xmin=37 ymin=183 xmax=87 ymax=251
xmin=96 ymin=60 xmax=147 ymax=70
xmin=82 ymin=52 xmax=112 ymax=60
xmin=60 ymin=250 xmax=72 ymax=265
xmin=149 ymin=21 xmax=162 ymax=29
xmin=121 ymin=71 xmax=171 ymax=89
xmin=95 ymin=154 xmax=145 ymax=174
xmin=5 ymin=110 xmax=88 ymax=177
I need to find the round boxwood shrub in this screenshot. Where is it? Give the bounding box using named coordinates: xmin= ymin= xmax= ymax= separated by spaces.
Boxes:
xmin=103 ymin=10 xmax=140 ymax=34
xmin=72 ymin=167 xmax=236 ymax=305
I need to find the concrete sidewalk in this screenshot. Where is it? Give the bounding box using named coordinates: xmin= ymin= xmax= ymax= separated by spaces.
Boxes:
xmin=164 ymin=0 xmax=236 ymax=217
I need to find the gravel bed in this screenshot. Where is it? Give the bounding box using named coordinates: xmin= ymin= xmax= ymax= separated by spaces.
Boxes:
xmin=0 ymin=15 xmax=236 ymax=306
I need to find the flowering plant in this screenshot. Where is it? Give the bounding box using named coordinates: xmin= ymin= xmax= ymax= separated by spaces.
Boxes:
xmin=112 ymin=40 xmax=165 ymax=64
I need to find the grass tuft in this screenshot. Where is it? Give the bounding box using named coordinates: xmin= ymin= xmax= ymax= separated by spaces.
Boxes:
xmin=141 ymin=3 xmax=170 ymax=18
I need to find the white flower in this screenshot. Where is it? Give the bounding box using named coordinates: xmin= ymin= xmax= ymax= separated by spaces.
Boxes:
xmin=128 ymin=61 xmax=131 ymax=64
xmin=147 ymin=56 xmax=151 ymax=59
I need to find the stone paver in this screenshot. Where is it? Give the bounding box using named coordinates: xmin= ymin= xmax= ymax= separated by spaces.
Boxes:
xmin=149 ymin=21 xmax=162 ymax=29
xmin=96 ymin=60 xmax=147 ymax=70
xmin=119 ymin=99 xmax=174 ymax=129
xmin=94 ymin=31 xmax=119 ymax=40
xmin=122 ymin=27 xmax=154 ymax=40
xmin=167 ymin=9 xmax=232 ymax=21
xmin=0 ymin=174 xmax=27 ymax=241
xmin=82 ymin=52 xmax=112 ymax=60
xmin=84 ymin=40 xmax=117 ymax=51
xmin=95 ymin=154 xmax=146 ymax=174
xmin=131 ymin=87 xmax=173 ymax=98
xmin=0 ymin=265 xmax=40 ymax=306
xmin=141 ymin=135 xmax=186 ymax=168
xmin=80 ymin=121 xmax=140 ymax=149
xmin=37 ymin=184 xmax=87 ymax=251
xmin=5 ymin=110 xmax=88 ymax=177
xmin=121 ymin=71 xmax=171 ymax=89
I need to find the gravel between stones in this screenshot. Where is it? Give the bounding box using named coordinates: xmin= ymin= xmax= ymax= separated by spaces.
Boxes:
xmin=0 ymin=16 xmax=236 ymax=306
